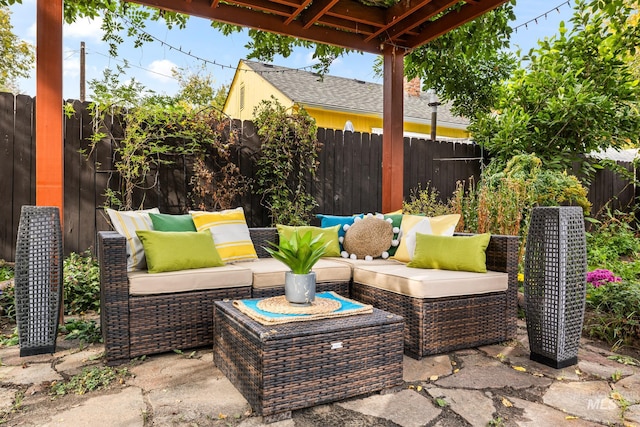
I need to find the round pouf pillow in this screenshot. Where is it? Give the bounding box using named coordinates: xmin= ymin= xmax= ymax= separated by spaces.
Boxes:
xmin=343 ymin=216 xmax=393 ymax=259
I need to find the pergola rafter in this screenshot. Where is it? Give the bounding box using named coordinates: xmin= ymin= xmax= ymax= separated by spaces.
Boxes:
xmin=35 ymin=0 xmax=508 ymax=217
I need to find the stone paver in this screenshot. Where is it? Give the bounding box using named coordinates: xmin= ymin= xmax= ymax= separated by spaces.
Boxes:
xmin=1 ymin=317 xmax=639 ymax=426
xmin=434 ymin=354 xmax=552 ymax=390
xmin=337 ymin=389 xmax=440 ymax=427
xmin=427 ymin=387 xmax=495 ymax=427
xmin=41 ymin=387 xmax=146 ymax=427
xmin=0 ymin=362 xmax=62 ymax=385
xmin=403 ymin=354 xmax=452 ymax=382
xmin=53 ymin=346 xmax=104 ymax=376
xmin=508 ymin=396 xmax=603 ymax=427
xmin=0 ymin=387 xmax=17 ymax=412
xmin=543 ymin=381 xmax=621 ymax=425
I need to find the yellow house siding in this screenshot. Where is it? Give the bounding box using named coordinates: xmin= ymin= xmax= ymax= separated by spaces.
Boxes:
xmin=223 ymin=61 xmax=293 ymax=120
xmin=304 ymin=106 xmax=469 ymax=139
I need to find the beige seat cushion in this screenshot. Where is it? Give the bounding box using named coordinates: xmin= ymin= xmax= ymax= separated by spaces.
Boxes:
xmin=128 ymin=264 xmax=253 ymax=295
xmin=244 ymin=258 xmax=352 ymax=289
xmin=327 ymin=257 xmax=403 ymax=272
xmin=353 ymin=264 xmax=508 ymax=299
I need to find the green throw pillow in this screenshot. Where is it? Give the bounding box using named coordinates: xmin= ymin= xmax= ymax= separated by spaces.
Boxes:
xmin=135 ymin=230 xmax=224 ymax=273
xmin=407 ymin=233 xmax=491 ymax=273
xmin=276 ymin=224 xmax=341 ymax=257
xmin=149 ymin=213 xmax=197 ymax=232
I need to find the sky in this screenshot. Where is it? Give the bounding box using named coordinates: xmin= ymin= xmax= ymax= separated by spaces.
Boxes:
xmin=8 ymin=0 xmax=575 ymax=100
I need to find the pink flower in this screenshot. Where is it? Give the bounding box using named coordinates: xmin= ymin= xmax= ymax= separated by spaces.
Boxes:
xmin=586 ymin=269 xmax=621 ymax=288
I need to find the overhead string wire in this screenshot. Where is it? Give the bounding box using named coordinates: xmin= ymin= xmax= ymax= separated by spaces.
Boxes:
xmin=513 ymin=1 xmax=571 ymax=33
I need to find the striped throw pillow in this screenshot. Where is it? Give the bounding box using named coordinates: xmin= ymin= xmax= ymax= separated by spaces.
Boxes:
xmin=190 ymin=207 xmax=258 ymax=263
xmin=106 ymin=207 xmax=159 ymax=271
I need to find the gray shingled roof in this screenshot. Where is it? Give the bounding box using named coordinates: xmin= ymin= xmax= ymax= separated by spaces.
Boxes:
xmin=244 ymin=60 xmax=469 ymax=128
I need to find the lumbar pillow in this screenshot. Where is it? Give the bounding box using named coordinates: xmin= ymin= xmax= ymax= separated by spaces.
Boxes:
xmin=191 ymin=207 xmax=258 ymax=263
xmin=276 ymin=224 xmax=341 ymax=258
xmin=392 ymin=214 xmax=460 ymax=263
xmin=408 ymin=232 xmax=491 ymax=273
xmin=136 ymin=230 xmax=224 ymax=273
xmin=106 ymin=207 xmax=159 ymax=271
xmin=342 ymin=215 xmax=394 ymax=260
xmin=316 ymin=214 xmax=363 ymax=251
xmin=149 ymin=213 xmax=197 ymax=232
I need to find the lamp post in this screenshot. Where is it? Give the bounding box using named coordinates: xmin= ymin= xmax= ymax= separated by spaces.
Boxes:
xmin=427 ymin=89 xmax=441 ymax=142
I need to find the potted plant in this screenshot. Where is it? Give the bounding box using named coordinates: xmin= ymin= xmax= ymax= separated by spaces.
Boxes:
xmin=264 ymin=231 xmax=329 ymax=306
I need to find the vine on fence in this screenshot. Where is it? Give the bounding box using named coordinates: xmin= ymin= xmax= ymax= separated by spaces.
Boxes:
xmin=253 ymin=97 xmax=321 ymax=225
xmin=81 ymin=66 xmax=246 ymax=211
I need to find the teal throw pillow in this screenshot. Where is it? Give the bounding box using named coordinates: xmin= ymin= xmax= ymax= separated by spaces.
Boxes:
xmin=407 ymin=232 xmax=491 ymax=273
xmin=149 ymin=213 xmax=197 ymax=232
xmin=276 ymin=224 xmax=341 ymax=257
xmin=316 ymin=214 xmax=363 ymax=250
xmin=135 ymin=230 xmax=224 ymax=273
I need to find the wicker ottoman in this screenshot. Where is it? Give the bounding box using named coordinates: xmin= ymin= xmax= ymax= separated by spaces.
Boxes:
xmin=213 ymin=300 xmax=404 ymax=422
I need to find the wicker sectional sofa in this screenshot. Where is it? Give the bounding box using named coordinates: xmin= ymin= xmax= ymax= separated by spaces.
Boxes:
xmin=98 ymin=227 xmax=518 ymax=365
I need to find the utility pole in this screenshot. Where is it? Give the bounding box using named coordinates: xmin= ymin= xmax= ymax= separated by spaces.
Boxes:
xmin=427 ymin=89 xmax=440 ymax=142
xmin=80 ymin=41 xmax=85 ymax=102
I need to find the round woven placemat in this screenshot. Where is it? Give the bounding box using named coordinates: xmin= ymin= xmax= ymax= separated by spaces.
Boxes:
xmin=257 ymin=295 xmax=341 ymax=315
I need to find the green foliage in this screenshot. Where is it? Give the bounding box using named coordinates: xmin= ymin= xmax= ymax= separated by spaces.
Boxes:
xmin=253 ymin=98 xmax=320 ymax=226
xmin=0 ymin=7 xmax=34 ymax=93
xmin=470 ymin=0 xmax=640 ymax=178
xmin=0 ymin=259 xmax=13 ymax=281
xmin=402 ymin=183 xmax=451 ymax=217
xmin=0 ymin=283 xmax=15 ymax=322
xmin=50 ymin=366 xmax=130 ymax=397
xmin=451 ymin=154 xmax=590 ymax=237
xmin=264 ymin=231 xmax=329 ymax=275
xmin=87 ymin=65 xmax=246 ymax=211
xmin=586 ymin=208 xmax=640 ymax=282
xmin=585 ymin=280 xmax=640 ymax=351
xmin=403 ymin=1 xmax=517 ymax=118
xmin=59 ymin=318 xmax=102 ymax=345
xmin=0 ymin=327 xmax=18 ymax=346
xmin=64 ymin=251 xmax=100 ymax=315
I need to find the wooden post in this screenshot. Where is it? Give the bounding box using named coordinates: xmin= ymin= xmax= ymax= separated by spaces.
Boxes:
xmin=36 ymin=0 xmax=64 ymax=217
xmin=381 ymin=46 xmax=404 ymax=213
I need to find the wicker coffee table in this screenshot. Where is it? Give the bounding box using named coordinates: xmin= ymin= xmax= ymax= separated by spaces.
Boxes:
xmin=213 ymin=300 xmax=404 ymax=422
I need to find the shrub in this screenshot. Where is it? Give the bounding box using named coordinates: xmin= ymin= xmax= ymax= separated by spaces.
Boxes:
xmin=585 ymin=280 xmax=640 ymax=351
xmin=403 ymin=182 xmax=451 ymax=217
xmin=59 ymin=318 xmax=102 ymax=345
xmin=63 ymin=251 xmax=101 ymax=315
xmin=0 ymin=283 xmax=15 ymax=322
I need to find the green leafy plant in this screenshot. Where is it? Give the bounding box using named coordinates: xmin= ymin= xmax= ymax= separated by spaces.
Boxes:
xmin=253 ymin=97 xmax=320 ymax=226
xmin=0 ymin=260 xmax=13 ymax=281
xmin=86 ymin=66 xmax=246 ymax=211
xmin=264 ymin=231 xmax=329 ymax=274
xmin=0 ymin=283 xmax=15 ymax=322
xmin=403 ymin=182 xmax=451 ymax=217
xmin=59 ymin=319 xmax=102 ymax=345
xmin=0 ymin=327 xmax=18 ymax=346
xmin=585 ymin=280 xmax=640 ymax=351
xmin=50 ymin=366 xmax=130 ymax=397
xmin=63 ymin=251 xmax=101 ymax=315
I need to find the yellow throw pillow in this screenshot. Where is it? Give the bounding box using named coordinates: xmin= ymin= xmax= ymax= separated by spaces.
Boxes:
xmin=276 ymin=224 xmax=341 ymax=258
xmin=106 ymin=207 xmax=159 ymax=271
xmin=392 ymin=214 xmax=460 ymax=263
xmin=191 ymin=207 xmax=258 ymax=263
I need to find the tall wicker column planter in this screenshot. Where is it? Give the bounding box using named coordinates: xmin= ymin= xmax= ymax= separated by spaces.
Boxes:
xmin=524 ymin=206 xmax=587 ymax=369
xmin=15 ymin=206 xmax=63 ymax=356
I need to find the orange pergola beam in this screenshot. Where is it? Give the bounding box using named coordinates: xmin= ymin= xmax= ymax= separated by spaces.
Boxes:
xmin=381 ymin=46 xmax=405 ymax=213
xmin=35 ymin=0 xmax=64 ymax=216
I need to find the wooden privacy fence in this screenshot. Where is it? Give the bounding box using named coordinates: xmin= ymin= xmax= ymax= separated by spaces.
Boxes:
xmin=0 ymin=93 xmax=637 ymax=260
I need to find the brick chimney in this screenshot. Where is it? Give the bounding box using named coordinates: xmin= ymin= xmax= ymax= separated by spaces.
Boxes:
xmin=404 ymin=76 xmax=421 ymax=97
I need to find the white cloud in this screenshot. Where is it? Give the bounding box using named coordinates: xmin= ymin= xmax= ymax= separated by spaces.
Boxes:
xmin=64 ymin=16 xmax=104 ymax=42
xmin=63 ymin=47 xmax=80 ymax=78
xmin=147 ymin=59 xmax=177 ymax=83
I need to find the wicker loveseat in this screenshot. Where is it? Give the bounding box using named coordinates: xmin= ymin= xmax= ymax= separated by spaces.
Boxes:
xmin=98 ymin=228 xmax=518 ymax=364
